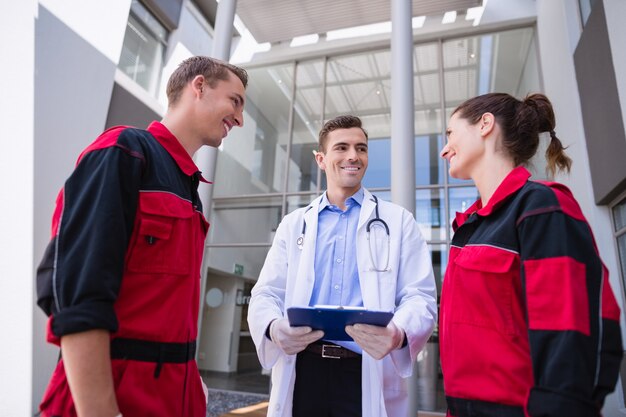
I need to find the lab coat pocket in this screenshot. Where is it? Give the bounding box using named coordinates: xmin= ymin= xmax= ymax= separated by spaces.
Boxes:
xmin=452 ymin=245 xmax=519 ymax=335
xmin=127 ymin=192 xmax=193 ymax=276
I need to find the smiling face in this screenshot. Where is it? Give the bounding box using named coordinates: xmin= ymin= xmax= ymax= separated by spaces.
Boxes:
xmin=196 ymin=70 xmax=245 ymax=148
xmin=440 ymin=112 xmax=486 ymax=180
xmin=315 ymin=127 xmax=368 ymax=195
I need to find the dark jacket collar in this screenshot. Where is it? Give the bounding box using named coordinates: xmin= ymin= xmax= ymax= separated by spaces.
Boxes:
xmin=147 ymin=121 xmax=209 ymax=183
xmin=453 ymin=166 xmax=531 ymax=229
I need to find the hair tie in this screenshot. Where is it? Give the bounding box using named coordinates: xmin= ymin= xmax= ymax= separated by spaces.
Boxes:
xmin=549 ymin=130 xmax=556 ymax=138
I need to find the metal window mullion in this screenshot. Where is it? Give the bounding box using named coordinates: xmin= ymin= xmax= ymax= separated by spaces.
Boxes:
xmin=205 ymin=243 xmax=273 ymax=248
xmin=281 ymin=61 xmax=298 ymax=218
xmin=317 ymin=56 xmax=328 ymax=196
xmin=438 ymin=37 xmax=450 ymax=250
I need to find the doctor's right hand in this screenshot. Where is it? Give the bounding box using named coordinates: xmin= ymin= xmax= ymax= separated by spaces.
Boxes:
xmin=269 ymin=318 xmax=324 ymax=355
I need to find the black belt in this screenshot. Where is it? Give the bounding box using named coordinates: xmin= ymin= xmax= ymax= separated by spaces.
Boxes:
xmin=110 ymin=337 xmax=196 ymax=378
xmin=447 ymin=396 xmax=524 ymax=417
xmin=304 ymin=341 xmax=361 ymax=359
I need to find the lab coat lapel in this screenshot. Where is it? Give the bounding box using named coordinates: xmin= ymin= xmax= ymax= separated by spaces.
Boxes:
xmin=357 ymin=189 xmax=382 ymax=309
xmin=292 ymin=195 xmax=322 ymax=306
xmin=358 ymin=189 xmax=376 ymax=231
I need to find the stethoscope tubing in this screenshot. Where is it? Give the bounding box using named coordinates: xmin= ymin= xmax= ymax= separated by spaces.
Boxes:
xmin=296 ymin=195 xmax=391 ymax=272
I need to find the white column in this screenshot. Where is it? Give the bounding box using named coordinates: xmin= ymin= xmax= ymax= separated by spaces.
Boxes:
xmin=391 ymin=0 xmax=416 ymax=213
xmin=391 ymin=1 xmax=417 ymax=416
xmin=0 ymin=1 xmax=35 ymax=416
xmin=195 ymin=0 xmax=237 ymax=216
xmin=196 ymin=0 xmax=238 ymax=362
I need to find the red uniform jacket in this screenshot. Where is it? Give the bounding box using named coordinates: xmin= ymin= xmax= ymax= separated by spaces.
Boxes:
xmin=36 ymin=122 xmax=209 ymax=417
xmin=440 ymin=167 xmax=622 ymax=417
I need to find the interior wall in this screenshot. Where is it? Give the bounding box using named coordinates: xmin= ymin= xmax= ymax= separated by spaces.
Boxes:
xmin=32 ymin=1 xmax=131 ymax=411
xmin=536 ymin=0 xmax=625 ymax=413
xmin=0 ymin=2 xmax=36 ymax=415
xmin=197 ymin=273 xmax=244 ymax=373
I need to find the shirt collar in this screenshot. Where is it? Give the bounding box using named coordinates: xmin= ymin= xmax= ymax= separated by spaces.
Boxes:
xmin=453 ymin=166 xmax=531 ymax=229
xmin=319 ymin=188 xmax=364 ymax=213
xmin=147 ymin=121 xmax=209 ymax=183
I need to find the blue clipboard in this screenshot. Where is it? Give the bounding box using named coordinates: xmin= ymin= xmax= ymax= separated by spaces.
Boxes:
xmin=287 ymin=306 xmax=394 ymax=341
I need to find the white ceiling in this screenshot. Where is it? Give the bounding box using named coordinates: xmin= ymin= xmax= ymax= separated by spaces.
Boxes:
xmin=236 ymin=0 xmax=483 ymax=44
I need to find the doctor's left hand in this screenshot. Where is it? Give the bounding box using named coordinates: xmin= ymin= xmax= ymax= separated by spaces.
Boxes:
xmin=345 ymin=321 xmax=405 ymax=360
xmin=270 ymin=318 xmax=324 ymax=355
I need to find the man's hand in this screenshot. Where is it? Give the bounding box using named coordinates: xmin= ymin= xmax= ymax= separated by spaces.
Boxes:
xmin=345 ymin=321 xmax=404 ymax=360
xmin=269 ymin=318 xmax=324 ymax=355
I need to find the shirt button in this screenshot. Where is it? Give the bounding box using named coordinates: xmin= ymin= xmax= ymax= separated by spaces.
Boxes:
xmin=276 ymin=404 xmax=281 ymax=410
xmin=336 ymin=258 xmax=342 ymax=263
xmin=341 ymin=214 xmax=345 ymax=218
xmin=334 ymin=285 xmax=340 ymax=290
xmin=338 ymin=236 xmax=344 ymax=240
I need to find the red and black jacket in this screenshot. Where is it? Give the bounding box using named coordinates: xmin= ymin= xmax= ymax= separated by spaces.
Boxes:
xmin=36 ymin=122 xmax=209 ymax=417
xmin=440 ymin=166 xmax=622 ymax=417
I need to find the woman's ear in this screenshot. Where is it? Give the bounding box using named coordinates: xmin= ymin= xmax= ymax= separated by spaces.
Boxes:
xmin=480 ymin=112 xmax=495 ymax=137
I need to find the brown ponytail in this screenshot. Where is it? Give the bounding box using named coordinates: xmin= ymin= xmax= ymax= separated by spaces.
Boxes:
xmin=453 ymin=92 xmax=572 ymax=176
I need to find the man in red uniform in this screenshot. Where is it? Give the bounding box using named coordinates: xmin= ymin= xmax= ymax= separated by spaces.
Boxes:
xmin=36 ymin=56 xmax=247 ymax=417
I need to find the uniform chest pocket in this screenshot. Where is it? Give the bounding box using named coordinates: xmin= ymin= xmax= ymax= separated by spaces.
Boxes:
xmin=451 ymin=245 xmax=520 ymax=335
xmin=127 ymin=193 xmax=193 ymax=276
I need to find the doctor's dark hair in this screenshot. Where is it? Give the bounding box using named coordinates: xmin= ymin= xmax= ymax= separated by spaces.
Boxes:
xmin=453 ymin=92 xmax=572 ymax=177
xmin=318 ymin=115 xmax=368 ymax=152
xmin=166 ymin=56 xmax=248 ymax=107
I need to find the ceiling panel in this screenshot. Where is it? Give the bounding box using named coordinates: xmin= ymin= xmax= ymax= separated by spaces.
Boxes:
xmin=236 ymin=0 xmax=483 ymax=44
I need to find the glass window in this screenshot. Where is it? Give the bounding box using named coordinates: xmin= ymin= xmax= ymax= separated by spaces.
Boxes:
xmin=205 ymin=246 xmax=271 ymax=281
xmin=208 ymin=196 xmax=283 ymax=245
xmin=442 ymin=27 xmax=540 ymax=185
xmin=286 ymin=194 xmax=318 ymax=214
xmin=578 ymin=0 xmax=595 ymax=26
xmin=416 ymin=134 xmax=446 ymax=186
xmin=362 ymin=137 xmax=390 ymax=189
xmin=214 ymin=64 xmax=294 ymax=196
xmin=613 ymin=197 xmax=626 ymax=231
xmin=417 ymin=189 xmax=445 ymax=241
xmin=289 ymin=60 xmax=325 ymax=193
xmin=617 ymin=234 xmax=626 ymax=289
xmin=429 ymin=243 xmax=448 ymax=295
xmin=613 ymin=196 xmax=626 ymax=301
xmin=327 ymin=50 xmax=392 ymax=140
xmin=118 ymin=1 xmax=168 ymax=96
xmin=414 ymin=42 xmax=442 ymax=137
xmin=362 ymin=190 xmax=444 ymax=242
xmin=448 ymin=186 xmax=479 ymax=233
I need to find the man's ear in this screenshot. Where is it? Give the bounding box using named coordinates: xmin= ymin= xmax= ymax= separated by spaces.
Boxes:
xmin=479 ymin=112 xmax=495 ymax=137
xmin=191 ymin=75 xmax=205 ymax=97
xmin=314 ymin=150 xmax=326 ymax=170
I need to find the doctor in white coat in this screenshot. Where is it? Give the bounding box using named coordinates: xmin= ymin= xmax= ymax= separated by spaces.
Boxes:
xmin=248 ymin=115 xmax=437 ymax=417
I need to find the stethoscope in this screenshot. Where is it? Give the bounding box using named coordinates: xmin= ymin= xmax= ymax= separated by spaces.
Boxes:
xmin=296 ymin=195 xmax=390 ymax=272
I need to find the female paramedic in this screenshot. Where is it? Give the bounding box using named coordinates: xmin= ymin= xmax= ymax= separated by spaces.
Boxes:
xmin=439 ymin=92 xmax=622 ymax=417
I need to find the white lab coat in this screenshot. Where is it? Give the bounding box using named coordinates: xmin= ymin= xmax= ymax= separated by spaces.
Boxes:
xmin=248 ymin=189 xmax=437 ymax=417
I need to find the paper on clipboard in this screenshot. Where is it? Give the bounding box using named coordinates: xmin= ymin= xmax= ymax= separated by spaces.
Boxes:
xmin=286 ymin=305 xmax=394 ymax=341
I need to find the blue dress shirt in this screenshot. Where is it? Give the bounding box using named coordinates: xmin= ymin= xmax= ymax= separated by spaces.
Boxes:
xmin=309 ymin=188 xmax=364 ymax=352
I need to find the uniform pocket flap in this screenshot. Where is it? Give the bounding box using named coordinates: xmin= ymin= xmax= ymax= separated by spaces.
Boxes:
xmin=139 ymin=192 xmax=193 ymax=219
xmin=454 ymin=245 xmax=517 ymax=273
xmin=139 ymin=217 xmax=173 ymax=239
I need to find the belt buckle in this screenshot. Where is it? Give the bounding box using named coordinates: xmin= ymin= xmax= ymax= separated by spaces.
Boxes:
xmin=321 ymin=344 xmax=341 ymax=359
